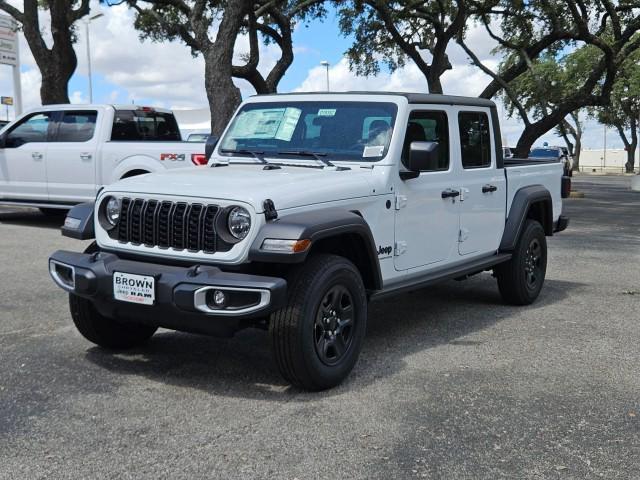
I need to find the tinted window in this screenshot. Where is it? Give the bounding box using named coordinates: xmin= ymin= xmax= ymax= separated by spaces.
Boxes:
xmin=529 ymin=148 xmax=560 ymax=159
xmin=111 ymin=110 xmax=181 ymax=141
xmin=219 ymin=101 xmax=398 ymax=162
xmin=5 ymin=113 xmax=52 ymax=147
xmin=459 ymin=111 xmax=491 ymax=168
xmin=55 ymin=111 xmax=97 ymax=142
xmin=402 ymin=111 xmax=449 ymax=171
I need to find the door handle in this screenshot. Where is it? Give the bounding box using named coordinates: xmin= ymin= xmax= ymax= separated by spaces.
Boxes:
xmin=32 ymin=152 xmax=43 ymax=160
xmin=80 ymin=153 xmax=92 ymax=160
xmin=482 ymin=184 xmax=498 ymax=193
xmin=441 ymin=189 xmax=460 ymax=199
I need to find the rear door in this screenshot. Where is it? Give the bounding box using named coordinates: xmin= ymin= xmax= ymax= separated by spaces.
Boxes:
xmin=456 ymin=110 xmax=506 ymax=256
xmin=45 ymin=109 xmax=100 ymax=202
xmin=0 ymin=112 xmax=54 ymax=201
xmin=394 ymin=108 xmax=460 ymax=271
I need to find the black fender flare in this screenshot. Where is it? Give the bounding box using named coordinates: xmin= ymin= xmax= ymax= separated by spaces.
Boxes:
xmin=499 ymin=185 xmax=553 ymax=251
xmin=249 ymin=208 xmax=382 ymax=290
xmin=61 ymin=202 xmax=95 ymax=240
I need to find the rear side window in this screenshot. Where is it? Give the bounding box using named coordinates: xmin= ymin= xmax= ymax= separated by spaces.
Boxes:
xmin=459 ymin=111 xmax=491 ymax=168
xmin=55 ymin=111 xmax=97 ymax=142
xmin=402 ymin=111 xmax=450 ymax=171
xmin=4 ymin=112 xmax=53 ymax=147
xmin=111 ymin=110 xmax=180 ymax=141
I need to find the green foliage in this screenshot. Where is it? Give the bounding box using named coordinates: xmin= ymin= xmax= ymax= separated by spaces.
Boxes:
xmin=337 ymin=0 xmax=465 ymax=77
xmin=595 ymin=49 xmax=640 ymax=130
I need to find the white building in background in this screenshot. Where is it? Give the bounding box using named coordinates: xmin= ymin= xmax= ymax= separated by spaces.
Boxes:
xmin=579 ymin=149 xmax=639 ymax=173
xmin=172 ymin=108 xmax=211 ymax=136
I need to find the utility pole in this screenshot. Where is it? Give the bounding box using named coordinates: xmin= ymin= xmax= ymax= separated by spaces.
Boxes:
xmin=320 ymin=61 xmax=330 ymax=92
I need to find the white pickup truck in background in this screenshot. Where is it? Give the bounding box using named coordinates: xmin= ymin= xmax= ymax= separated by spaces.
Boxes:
xmin=0 ymin=104 xmax=208 ymax=213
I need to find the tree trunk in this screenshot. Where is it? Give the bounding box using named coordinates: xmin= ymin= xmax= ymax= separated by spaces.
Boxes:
xmin=203 ymin=0 xmax=252 ymax=136
xmin=39 ymin=64 xmax=72 ymax=104
xmin=625 ymin=118 xmax=638 ymax=173
xmin=205 ymin=50 xmax=242 ymax=137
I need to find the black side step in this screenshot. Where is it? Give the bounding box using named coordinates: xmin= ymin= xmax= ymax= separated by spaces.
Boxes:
xmin=370 ymin=253 xmax=512 ymax=301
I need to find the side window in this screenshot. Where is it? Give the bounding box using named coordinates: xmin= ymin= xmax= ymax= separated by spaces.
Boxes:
xmin=111 ymin=110 xmax=181 ymax=141
xmin=5 ymin=113 xmax=53 ymax=147
xmin=459 ymin=111 xmax=491 ymax=169
xmin=402 ymin=111 xmax=449 ymax=171
xmin=55 ymin=111 xmax=97 ymax=142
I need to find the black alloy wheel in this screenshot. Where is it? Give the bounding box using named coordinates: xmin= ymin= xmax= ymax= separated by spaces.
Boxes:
xmin=314 ymin=285 xmax=355 ymax=366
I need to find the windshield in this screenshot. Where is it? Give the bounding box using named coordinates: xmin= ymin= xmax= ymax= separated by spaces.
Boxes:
xmin=219 ymin=101 xmax=398 ymax=162
xmin=529 ymin=148 xmax=559 ymax=158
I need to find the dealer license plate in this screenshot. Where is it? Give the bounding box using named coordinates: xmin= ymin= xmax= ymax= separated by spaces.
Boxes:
xmin=113 ymin=272 xmax=155 ymax=306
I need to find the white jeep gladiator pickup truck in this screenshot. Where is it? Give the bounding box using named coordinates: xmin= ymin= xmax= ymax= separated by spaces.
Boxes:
xmin=49 ymin=93 xmax=570 ymax=390
xmin=0 ymin=104 xmax=207 ymax=214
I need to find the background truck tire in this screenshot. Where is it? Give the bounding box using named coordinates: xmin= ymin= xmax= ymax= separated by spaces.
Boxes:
xmin=69 ymin=294 xmax=157 ymax=349
xmin=39 ymin=208 xmax=67 ymax=217
xmin=496 ymin=219 xmax=547 ymax=305
xmin=270 ymin=254 xmax=367 ymax=391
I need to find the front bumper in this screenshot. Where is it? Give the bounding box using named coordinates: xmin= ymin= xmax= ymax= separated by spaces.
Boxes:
xmin=49 ymin=250 xmax=287 ymax=337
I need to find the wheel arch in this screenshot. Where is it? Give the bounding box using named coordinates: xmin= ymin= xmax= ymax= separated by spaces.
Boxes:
xmin=500 ymin=185 xmax=553 ymax=252
xmin=249 ymin=208 xmax=382 ymax=292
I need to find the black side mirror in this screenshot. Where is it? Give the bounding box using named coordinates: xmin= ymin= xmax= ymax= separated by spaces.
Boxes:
xmin=205 ymin=135 xmax=219 ymax=161
xmin=0 ymin=134 xmax=6 ymax=149
xmin=406 ymin=141 xmax=439 ymax=172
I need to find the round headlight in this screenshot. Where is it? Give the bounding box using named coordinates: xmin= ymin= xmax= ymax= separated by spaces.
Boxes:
xmin=105 ymin=196 xmax=122 ymax=227
xmin=227 ymin=206 xmax=251 ymax=240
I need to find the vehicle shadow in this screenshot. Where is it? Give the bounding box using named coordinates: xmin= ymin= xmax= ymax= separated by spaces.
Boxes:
xmin=86 ymin=274 xmax=581 ymax=401
xmin=0 ymin=208 xmax=65 ymax=229
xmin=84 ymin=275 xmax=582 ymax=400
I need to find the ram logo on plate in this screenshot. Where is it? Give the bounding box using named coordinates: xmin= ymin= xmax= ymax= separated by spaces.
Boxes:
xmin=113 ymin=272 xmax=155 ymax=305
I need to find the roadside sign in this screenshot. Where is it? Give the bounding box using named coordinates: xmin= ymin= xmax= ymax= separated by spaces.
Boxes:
xmin=0 ymin=14 xmax=17 ymax=66
xmin=1 ymin=96 xmax=13 ymax=105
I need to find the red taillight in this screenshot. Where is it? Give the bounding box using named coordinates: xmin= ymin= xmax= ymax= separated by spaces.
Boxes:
xmin=561 ymin=176 xmax=572 ymax=198
xmin=191 ymin=153 xmax=208 ymax=166
xmin=138 ymin=106 xmax=155 ymax=112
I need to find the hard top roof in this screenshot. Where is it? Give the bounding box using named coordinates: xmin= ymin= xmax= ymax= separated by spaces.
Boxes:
xmin=252 ymin=91 xmax=496 ymax=108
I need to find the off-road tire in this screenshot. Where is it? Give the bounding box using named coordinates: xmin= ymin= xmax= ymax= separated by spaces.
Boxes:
xmin=270 ymin=254 xmax=367 ymax=391
xmin=496 ymin=219 xmax=547 ymax=305
xmin=69 ymin=294 xmax=157 ymax=349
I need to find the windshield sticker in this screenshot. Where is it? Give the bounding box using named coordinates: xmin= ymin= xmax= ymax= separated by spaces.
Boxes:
xmin=317 ymin=108 xmax=337 ymax=117
xmin=363 ymin=145 xmax=385 ymax=158
xmin=274 ymin=108 xmax=302 ymax=141
xmin=229 ymin=107 xmax=301 ymax=142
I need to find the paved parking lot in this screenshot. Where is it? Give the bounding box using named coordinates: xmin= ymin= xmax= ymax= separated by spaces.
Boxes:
xmin=1 ymin=175 xmax=638 ymax=479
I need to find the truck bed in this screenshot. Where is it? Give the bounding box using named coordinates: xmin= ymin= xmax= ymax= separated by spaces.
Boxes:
xmin=505 ymin=160 xmax=564 ymax=222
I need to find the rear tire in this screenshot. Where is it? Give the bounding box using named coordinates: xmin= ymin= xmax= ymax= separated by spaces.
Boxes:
xmin=270 ymin=254 xmax=367 ymax=391
xmin=495 ymin=219 xmax=547 ymax=305
xmin=69 ymin=294 xmax=157 ymax=349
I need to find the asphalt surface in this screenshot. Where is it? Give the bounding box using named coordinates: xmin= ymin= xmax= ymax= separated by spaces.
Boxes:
xmin=1 ymin=175 xmax=638 ymax=479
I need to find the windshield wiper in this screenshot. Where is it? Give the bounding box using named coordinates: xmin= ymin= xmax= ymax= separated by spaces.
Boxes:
xmin=220 ymin=148 xmax=268 ymax=164
xmin=277 ymin=150 xmax=349 ymax=170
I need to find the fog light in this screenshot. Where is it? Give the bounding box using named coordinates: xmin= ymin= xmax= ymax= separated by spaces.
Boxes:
xmin=213 ymin=290 xmax=226 ymax=307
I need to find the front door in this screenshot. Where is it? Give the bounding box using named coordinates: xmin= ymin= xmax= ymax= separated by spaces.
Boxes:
xmin=394 ymin=109 xmax=460 ymax=271
xmin=456 ymin=110 xmax=506 ymax=256
xmin=46 ymin=110 xmax=99 ymax=202
xmin=0 ymin=112 xmax=53 ymax=201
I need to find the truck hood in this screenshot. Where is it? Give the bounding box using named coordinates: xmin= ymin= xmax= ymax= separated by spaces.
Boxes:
xmin=108 ymin=164 xmax=380 ymax=212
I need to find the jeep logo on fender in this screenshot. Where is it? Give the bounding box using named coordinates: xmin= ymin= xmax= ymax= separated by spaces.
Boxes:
xmin=377 ymin=245 xmax=392 ymax=256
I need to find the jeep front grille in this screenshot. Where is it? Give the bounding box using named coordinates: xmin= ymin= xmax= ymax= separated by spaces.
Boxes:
xmin=116 ymin=198 xmax=232 ymax=253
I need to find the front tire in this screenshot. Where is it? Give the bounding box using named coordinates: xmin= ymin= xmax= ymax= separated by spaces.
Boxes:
xmin=69 ymin=294 xmax=157 ymax=349
xmin=270 ymin=254 xmax=367 ymax=391
xmin=495 ymin=219 xmax=547 ymax=305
